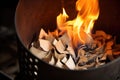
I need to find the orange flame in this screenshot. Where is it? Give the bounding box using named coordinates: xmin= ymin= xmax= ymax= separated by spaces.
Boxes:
xmin=57 ymin=0 xmax=99 ymax=47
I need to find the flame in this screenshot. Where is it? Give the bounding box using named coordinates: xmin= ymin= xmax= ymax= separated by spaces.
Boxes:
xmin=57 ymin=0 xmax=99 ymax=47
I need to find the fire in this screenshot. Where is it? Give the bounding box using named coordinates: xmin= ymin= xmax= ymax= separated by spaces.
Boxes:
xmin=30 ymin=0 xmax=120 ymax=70
xmin=57 ymin=0 xmax=99 ymax=47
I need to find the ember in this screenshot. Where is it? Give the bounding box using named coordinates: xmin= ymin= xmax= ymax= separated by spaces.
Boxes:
xmin=29 ymin=0 xmax=120 ymax=70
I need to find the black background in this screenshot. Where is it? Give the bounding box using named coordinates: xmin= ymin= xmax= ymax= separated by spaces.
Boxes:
xmin=0 ymin=0 xmax=19 ymax=79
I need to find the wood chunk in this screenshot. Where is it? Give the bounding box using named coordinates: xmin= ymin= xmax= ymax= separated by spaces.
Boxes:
xmin=43 ymin=50 xmax=52 ymax=62
xmin=39 ymin=39 xmax=53 ymax=52
xmin=61 ymin=56 xmax=68 ymax=63
xmin=53 ymin=39 xmax=58 ymax=45
xmin=49 ymin=56 xmax=55 ymax=65
xmin=54 ymin=40 xmax=68 ymax=53
xmin=30 ymin=29 xmax=120 ymax=70
xmin=39 ymin=28 xmax=48 ymax=39
xmin=56 ymin=59 xmax=63 ymax=68
xmin=30 ymin=46 xmax=47 ymax=59
xmin=59 ymin=33 xmax=70 ymax=46
xmin=67 ymin=46 xmax=76 ymax=59
xmin=32 ymin=41 xmax=40 ymax=48
xmin=65 ymin=55 xmax=75 ymax=70
xmin=54 ymin=50 xmax=66 ymax=60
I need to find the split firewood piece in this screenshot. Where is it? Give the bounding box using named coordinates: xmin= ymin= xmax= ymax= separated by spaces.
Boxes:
xmin=30 ymin=46 xmax=47 ymax=59
xmin=53 ymin=39 xmax=58 ymax=45
xmin=59 ymin=33 xmax=70 ymax=46
xmin=56 ymin=59 xmax=63 ymax=68
xmin=56 ymin=55 xmax=68 ymax=69
xmin=49 ymin=56 xmax=55 ymax=65
xmin=39 ymin=39 xmax=53 ymax=52
xmin=61 ymin=56 xmax=68 ymax=63
xmin=39 ymin=28 xmax=48 ymax=39
xmin=53 ymin=39 xmax=68 ymax=53
xmin=65 ymin=55 xmax=75 ymax=70
xmin=67 ymin=46 xmax=76 ymax=59
xmin=42 ymin=50 xmax=52 ymax=62
xmin=54 ymin=50 xmax=67 ymax=60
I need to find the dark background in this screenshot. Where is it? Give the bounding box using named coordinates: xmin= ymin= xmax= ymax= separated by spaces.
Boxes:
xmin=0 ymin=0 xmax=18 ymax=27
xmin=0 ymin=0 xmax=19 ymax=79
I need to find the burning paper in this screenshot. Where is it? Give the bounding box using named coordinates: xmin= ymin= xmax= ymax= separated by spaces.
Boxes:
xmin=29 ymin=0 xmax=120 ymax=70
